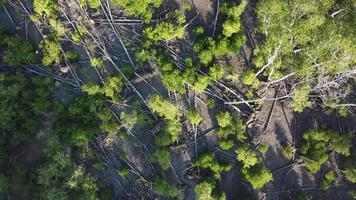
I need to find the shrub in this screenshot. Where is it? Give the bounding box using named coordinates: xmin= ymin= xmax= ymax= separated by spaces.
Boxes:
xmin=282 ymin=144 xmax=296 ymax=160
xmin=90 ymin=57 xmax=104 ymax=68
xmin=194 ymin=181 xmax=214 ymax=200
xmin=194 ymin=153 xmax=232 ymax=179
xmin=219 ymin=139 xmax=234 ymax=150
xmin=187 ymin=109 xmax=203 ymax=126
xmin=216 ymin=112 xmax=232 ymax=128
xmin=241 ymin=166 xmax=273 ymax=189
xmin=236 ymin=145 xmax=261 ymax=169
xmin=40 ymin=39 xmax=62 ymax=66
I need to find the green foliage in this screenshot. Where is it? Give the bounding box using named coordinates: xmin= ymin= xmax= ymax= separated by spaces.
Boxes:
xmin=65 ymin=51 xmax=78 ymax=62
xmin=301 ymin=128 xmax=351 ymax=173
xmin=2 ymin=35 xmax=36 ymax=65
xmin=82 ymin=75 xmax=124 ymax=103
xmin=82 ymin=82 xmax=102 ymax=95
xmin=153 ymin=149 xmax=171 ymax=170
xmin=291 ymin=83 xmax=312 ymax=112
xmin=255 ymin=0 xmax=355 ymax=109
xmin=149 ymin=95 xmax=182 ymax=145
xmin=241 ymin=166 xmax=273 ymax=189
xmin=144 ymin=21 xmax=185 ymax=41
xmin=79 ymin=0 xmax=101 ymax=8
xmin=195 ymin=181 xmax=214 ymax=200
xmin=112 ymin=0 xmax=163 ymax=22
xmin=33 ymin=0 xmax=59 ymax=19
xmin=282 ymin=144 xmax=296 ymax=160
xmin=0 ymin=0 xmax=5 ymax=6
xmin=236 ymin=145 xmax=261 ymax=169
xmin=221 ymin=0 xmax=247 ymax=37
xmin=219 ymin=139 xmax=234 ymax=150
xmin=153 ymin=177 xmax=178 ymax=198
xmin=321 ymin=171 xmax=335 ymax=189
xmin=97 ymin=108 xmax=120 ymax=137
xmin=216 ymin=112 xmax=232 ymax=128
xmin=118 ymin=167 xmax=130 ymax=177
xmin=149 ymin=95 xmax=181 ymax=121
xmin=187 ymin=109 xmax=203 ymax=126
xmin=90 ymin=57 xmax=104 ymax=68
xmin=120 ymin=110 xmax=146 ymax=131
xmin=344 ymin=167 xmax=356 ymax=183
xmin=258 ymin=145 xmax=268 ymax=154
xmin=241 ymin=70 xmax=259 ymax=88
xmin=209 ymin=64 xmax=225 ymax=81
xmin=40 ymin=39 xmax=62 ymax=66
xmin=103 ymin=75 xmax=124 ymax=102
xmin=193 ymin=153 xmax=231 ymax=179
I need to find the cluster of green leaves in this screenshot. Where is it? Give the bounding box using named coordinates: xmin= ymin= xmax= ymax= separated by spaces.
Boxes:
xmin=32 ymin=0 xmax=66 ymax=35
xmin=153 ymin=149 xmax=170 ymax=170
xmin=221 ymin=0 xmax=247 ymax=37
xmin=187 ymin=109 xmax=203 ymax=126
xmin=120 ymin=109 xmax=149 ymax=131
xmin=194 ymin=180 xmax=226 ymax=200
xmin=82 ymin=75 xmax=124 ymax=103
xmin=301 ymin=128 xmax=352 ymax=173
xmin=153 ymin=177 xmax=180 ymax=198
xmin=0 ymin=32 xmax=36 ymax=65
xmin=79 ymin=0 xmax=101 ymax=9
xmin=236 ymin=145 xmax=261 ymax=169
xmin=193 ymin=153 xmax=231 ymax=179
xmin=40 ymin=39 xmax=62 ymax=66
xmin=193 ymin=1 xmax=247 ymax=65
xmin=235 ymin=144 xmax=272 ymax=189
xmin=254 ymin=0 xmax=355 ymax=112
xmin=112 ymin=0 xmax=163 ymax=22
xmin=216 ymin=111 xmax=245 ymax=150
xmin=148 ymin=95 xmax=182 ymax=146
xmin=321 ymin=171 xmax=335 ymax=190
xmin=241 ymin=166 xmax=273 ymax=189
